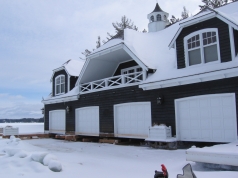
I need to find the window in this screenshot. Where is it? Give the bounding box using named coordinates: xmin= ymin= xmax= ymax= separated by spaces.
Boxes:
xmin=55 ymin=75 xmax=65 ymax=95
xmin=164 ymin=15 xmax=167 ymax=21
xmin=184 ymin=28 xmax=220 ymax=67
xmin=157 ymin=14 xmax=161 ymax=21
xmin=150 ymin=16 xmax=154 ymax=22
xmin=121 ymin=66 xmax=143 ymax=83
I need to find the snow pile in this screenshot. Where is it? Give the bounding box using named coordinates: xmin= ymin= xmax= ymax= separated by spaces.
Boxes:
xmin=1 ymin=136 xmax=62 ymax=172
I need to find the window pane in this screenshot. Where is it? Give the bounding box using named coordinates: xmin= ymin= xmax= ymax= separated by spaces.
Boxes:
xmin=61 ymin=76 xmax=65 ymax=83
xmin=61 ymin=84 xmax=65 ymax=93
xmin=189 ymin=49 xmax=201 ymax=66
xmin=204 ymin=44 xmax=218 ymax=63
xmin=56 ymin=78 xmax=60 ymax=84
xmin=56 ymin=85 xmax=60 ymax=94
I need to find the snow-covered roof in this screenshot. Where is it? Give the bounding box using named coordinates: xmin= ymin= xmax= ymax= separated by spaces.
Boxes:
xmin=50 ymin=59 xmax=85 ymax=82
xmin=62 ymin=59 xmax=85 ymax=77
xmin=43 ymin=86 xmax=79 ymax=104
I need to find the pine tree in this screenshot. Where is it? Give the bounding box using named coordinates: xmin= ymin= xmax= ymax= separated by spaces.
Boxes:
xmin=199 ymin=0 xmax=236 ymax=10
xmin=96 ymin=36 xmax=101 ymax=49
xmin=181 ymin=6 xmax=189 ymax=19
xmin=108 ymin=15 xmax=138 ymax=40
xmin=170 ymin=15 xmax=180 ymax=24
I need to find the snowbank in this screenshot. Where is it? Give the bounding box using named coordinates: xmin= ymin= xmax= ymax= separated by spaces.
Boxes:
xmin=1 ymin=136 xmax=62 ymax=173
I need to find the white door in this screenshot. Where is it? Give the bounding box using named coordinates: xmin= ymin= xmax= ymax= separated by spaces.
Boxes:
xmin=175 ymin=94 xmax=237 ymax=142
xmin=49 ymin=110 xmax=66 ymax=134
xmin=75 ymin=106 xmax=99 ymax=136
xmin=114 ymin=102 xmax=151 ymax=138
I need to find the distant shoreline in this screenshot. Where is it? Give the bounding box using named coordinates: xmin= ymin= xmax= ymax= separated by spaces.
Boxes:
xmin=0 ymin=118 xmax=44 ymax=123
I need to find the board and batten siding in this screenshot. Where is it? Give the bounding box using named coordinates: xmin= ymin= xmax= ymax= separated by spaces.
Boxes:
xmin=52 ymin=70 xmax=68 ymax=97
xmin=45 ymin=76 xmax=238 ymax=136
xmin=70 ymin=76 xmax=78 ymax=90
xmin=234 ymin=29 xmax=238 ymax=56
xmin=176 ymin=18 xmax=232 ymax=69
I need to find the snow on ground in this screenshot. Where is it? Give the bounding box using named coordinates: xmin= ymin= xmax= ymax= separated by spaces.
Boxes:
xmin=0 ymin=123 xmax=44 ymax=134
xmin=0 ymin=137 xmax=238 ymax=178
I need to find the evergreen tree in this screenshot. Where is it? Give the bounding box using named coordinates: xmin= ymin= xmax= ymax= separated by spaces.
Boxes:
xmin=96 ymin=36 xmax=101 ymax=49
xmin=170 ymin=15 xmax=180 ymax=24
xmin=199 ymin=0 xmax=237 ymax=10
xmin=181 ymin=6 xmax=189 ymax=19
xmin=107 ymin=15 xmax=138 ymax=40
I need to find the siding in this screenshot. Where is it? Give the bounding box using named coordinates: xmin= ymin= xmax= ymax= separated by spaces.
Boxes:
xmin=70 ymin=76 xmax=78 ymax=90
xmin=176 ymin=18 xmax=231 ymax=69
xmin=234 ymin=29 xmax=238 ymax=56
xmin=45 ymin=76 xmax=238 ymax=136
xmin=52 ymin=70 xmax=68 ymax=97
xmin=113 ymin=60 xmax=138 ymax=76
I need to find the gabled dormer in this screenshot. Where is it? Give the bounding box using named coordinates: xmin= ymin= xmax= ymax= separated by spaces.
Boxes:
xmin=51 ymin=59 xmax=84 ymax=97
xmin=76 ymin=39 xmax=156 ymax=94
xmin=169 ymin=4 xmax=238 ymax=69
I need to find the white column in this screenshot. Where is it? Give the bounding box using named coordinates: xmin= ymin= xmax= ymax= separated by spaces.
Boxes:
xmin=142 ymin=70 xmax=147 ymax=81
xmin=229 ymin=25 xmax=236 ymax=61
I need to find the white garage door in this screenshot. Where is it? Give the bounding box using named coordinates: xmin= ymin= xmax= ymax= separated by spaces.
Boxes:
xmin=75 ymin=106 xmax=99 ymax=136
xmin=49 ymin=110 xmax=66 ymax=134
xmin=175 ymin=94 xmax=237 ymax=142
xmin=114 ymin=102 xmax=151 ymax=138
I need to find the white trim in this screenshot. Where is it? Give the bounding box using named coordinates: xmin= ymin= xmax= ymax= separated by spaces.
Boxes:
xmin=139 ymin=67 xmax=238 ymax=90
xmin=75 ymin=106 xmax=100 ymax=136
xmin=184 ymin=28 xmax=221 ymax=67
xmin=229 ymin=25 xmax=236 ymax=61
xmin=55 ymin=75 xmax=66 ymax=96
xmin=50 ymin=67 xmax=71 ymax=82
xmin=113 ymin=102 xmax=152 ymax=139
xmin=174 ymin=93 xmax=237 ymax=142
xmin=169 ymin=12 xmax=238 ymax=49
xmin=42 ymin=95 xmax=78 ymax=104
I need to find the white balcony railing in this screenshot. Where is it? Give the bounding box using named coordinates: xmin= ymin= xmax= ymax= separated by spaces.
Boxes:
xmin=79 ymin=71 xmax=145 ymax=93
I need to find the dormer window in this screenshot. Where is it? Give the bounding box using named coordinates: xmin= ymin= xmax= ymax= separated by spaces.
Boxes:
xmin=157 ymin=14 xmax=161 ymax=21
xmin=184 ymin=28 xmax=220 ymax=67
xmin=55 ymin=75 xmax=65 ymax=95
xmin=150 ymin=16 xmax=154 ymax=22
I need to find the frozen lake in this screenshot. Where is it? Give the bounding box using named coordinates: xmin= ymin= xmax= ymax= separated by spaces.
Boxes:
xmin=0 ymin=123 xmax=44 ymax=134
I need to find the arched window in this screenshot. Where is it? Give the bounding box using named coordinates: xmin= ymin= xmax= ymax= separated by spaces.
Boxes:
xmin=55 ymin=75 xmax=65 ymax=95
xmin=184 ymin=28 xmax=220 ymax=67
xmin=150 ymin=16 xmax=154 ymax=22
xmin=157 ymin=14 xmax=161 ymax=21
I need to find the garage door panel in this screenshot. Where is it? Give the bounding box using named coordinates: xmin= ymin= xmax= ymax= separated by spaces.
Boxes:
xmin=114 ymin=102 xmax=151 ymax=138
xmin=75 ymin=107 xmax=99 ymax=136
xmin=176 ymin=94 xmax=237 ymax=142
xmin=49 ymin=110 xmax=65 ymax=134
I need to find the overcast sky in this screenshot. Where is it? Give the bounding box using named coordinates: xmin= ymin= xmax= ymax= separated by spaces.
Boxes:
xmin=0 ymin=0 xmax=202 ymax=119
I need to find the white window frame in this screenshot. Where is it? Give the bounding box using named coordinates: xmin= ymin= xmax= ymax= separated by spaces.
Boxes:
xmin=184 ymin=28 xmax=221 ymax=68
xmin=55 ymin=75 xmax=65 ymax=95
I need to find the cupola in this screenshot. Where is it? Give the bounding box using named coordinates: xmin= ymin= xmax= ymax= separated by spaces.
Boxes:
xmin=147 ymin=3 xmax=169 ymax=32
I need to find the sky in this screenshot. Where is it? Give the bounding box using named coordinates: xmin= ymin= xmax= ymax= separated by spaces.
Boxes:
xmin=0 ymin=0 xmax=202 ymax=119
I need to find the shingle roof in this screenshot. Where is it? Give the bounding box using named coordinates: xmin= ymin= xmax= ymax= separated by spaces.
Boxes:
xmin=151 ymin=3 xmax=164 ymax=13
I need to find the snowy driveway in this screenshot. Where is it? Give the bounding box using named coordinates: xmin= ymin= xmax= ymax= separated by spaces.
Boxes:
xmin=0 ymin=138 xmax=237 ymax=178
